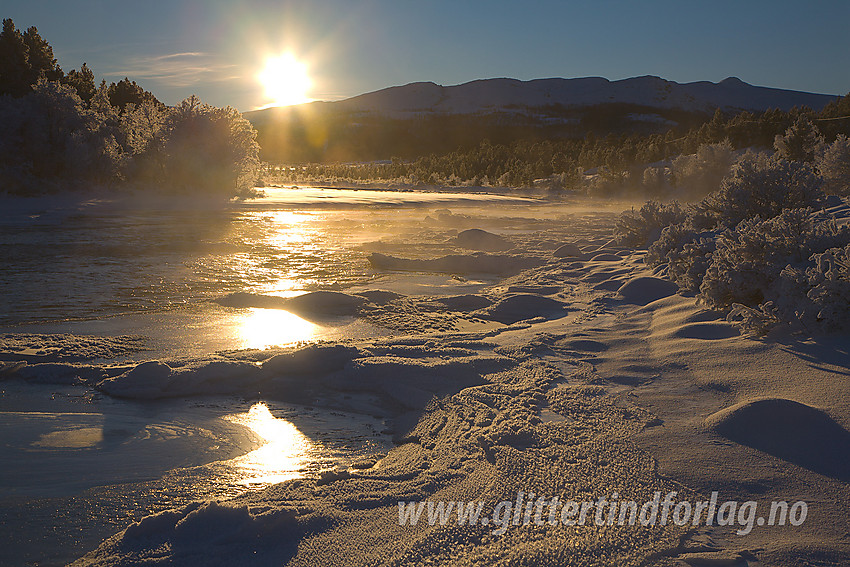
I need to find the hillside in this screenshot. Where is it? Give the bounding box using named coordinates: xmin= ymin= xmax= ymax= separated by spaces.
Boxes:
xmin=336 ymin=76 xmax=835 ymax=116
xmin=246 ymin=76 xmax=838 ymax=163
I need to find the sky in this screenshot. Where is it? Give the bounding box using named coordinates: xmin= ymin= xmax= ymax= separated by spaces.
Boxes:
xmin=3 ymin=0 xmax=849 ymax=111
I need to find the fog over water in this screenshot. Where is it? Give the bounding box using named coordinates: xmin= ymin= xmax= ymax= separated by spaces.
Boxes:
xmin=0 ymin=187 xmax=622 ymax=356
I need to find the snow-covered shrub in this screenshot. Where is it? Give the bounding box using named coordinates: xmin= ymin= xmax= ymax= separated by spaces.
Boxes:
xmin=726 ymin=302 xmax=783 ymax=336
xmin=794 ymin=243 xmax=850 ymax=330
xmin=585 ymin=169 xmax=629 ymax=198
xmin=693 ymin=151 xmax=825 ymax=230
xmin=640 ymin=166 xmax=670 ymax=197
xmin=671 ymin=140 xmax=734 ymax=200
xmin=646 ymin=223 xmax=719 ymax=292
xmin=614 ymin=200 xmax=687 ymax=247
xmin=817 ymin=134 xmax=850 ymax=195
xmin=699 ymin=209 xmax=850 ymax=310
xmin=774 ymin=115 xmax=824 ymax=163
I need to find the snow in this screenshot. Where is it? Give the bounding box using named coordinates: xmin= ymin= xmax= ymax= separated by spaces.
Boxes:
xmin=215 ymin=291 xmax=366 ymax=318
xmin=552 ymin=242 xmax=583 ymax=258
xmin=97 ymin=360 xmax=261 ymax=399
xmin=0 ymin=333 xmax=146 ymax=362
xmin=367 ymin=251 xmax=546 ymax=275
xmin=454 ymin=228 xmax=511 ymax=251
xmin=705 ymin=398 xmax=850 ymax=480
xmin=617 ymin=276 xmax=679 ymax=305
xmin=477 ymin=293 xmax=569 ymax=324
xmin=5 ymin=193 xmax=850 ymax=565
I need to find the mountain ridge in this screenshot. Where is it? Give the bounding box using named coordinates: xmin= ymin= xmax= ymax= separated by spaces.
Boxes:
xmin=328 ymin=75 xmax=836 ymax=117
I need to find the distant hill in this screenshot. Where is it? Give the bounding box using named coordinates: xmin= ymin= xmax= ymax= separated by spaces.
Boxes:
xmin=246 ymin=76 xmax=837 ymax=163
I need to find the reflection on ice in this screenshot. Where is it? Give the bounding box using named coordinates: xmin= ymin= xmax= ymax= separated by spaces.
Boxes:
xmin=223 ymin=403 xmax=314 ymax=486
xmin=33 ymin=426 xmax=104 ymax=449
xmin=237 ymin=307 xmax=318 ymax=349
xmin=265 ymin=210 xmax=314 ymax=247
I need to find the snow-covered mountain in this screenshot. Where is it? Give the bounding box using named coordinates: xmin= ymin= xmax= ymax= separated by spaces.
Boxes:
xmin=335 ymin=75 xmax=836 ymax=117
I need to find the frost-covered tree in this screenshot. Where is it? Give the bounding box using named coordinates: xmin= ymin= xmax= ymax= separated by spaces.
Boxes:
xmin=774 ymin=115 xmax=824 ymax=163
xmin=641 ymin=166 xmax=669 ymax=197
xmin=0 ymin=19 xmax=63 ymax=97
xmin=817 ymin=134 xmax=850 ymax=195
xmin=797 ymin=243 xmax=850 ymax=329
xmin=693 ymin=151 xmax=825 ymax=230
xmin=22 ymin=25 xmax=63 ymax=84
xmin=670 ymin=140 xmax=734 ymax=199
xmin=646 ymin=223 xmax=719 ymax=292
xmin=156 ymin=95 xmax=260 ymax=196
xmin=65 ymin=63 xmax=96 ymax=104
xmin=107 ymin=77 xmax=160 ymax=111
xmin=0 ymin=19 xmax=29 ymax=96
xmin=0 ymin=79 xmax=120 ymax=193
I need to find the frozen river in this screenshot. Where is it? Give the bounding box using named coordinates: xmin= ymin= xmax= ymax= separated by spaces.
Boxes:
xmin=0 ymin=187 xmax=557 ymax=357
xmin=0 ymin=186 xmax=623 ymax=565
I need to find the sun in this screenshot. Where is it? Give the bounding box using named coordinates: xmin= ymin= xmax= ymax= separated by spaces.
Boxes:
xmin=258 ymin=53 xmax=312 ymax=107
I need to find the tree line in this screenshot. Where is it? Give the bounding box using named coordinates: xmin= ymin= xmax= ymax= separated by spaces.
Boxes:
xmin=271 ymin=94 xmax=850 ymax=197
xmin=0 ymin=18 xmax=260 ymax=198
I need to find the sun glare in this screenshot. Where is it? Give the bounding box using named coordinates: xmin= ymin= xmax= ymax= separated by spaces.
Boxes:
xmin=258 ymin=53 xmax=312 ymax=107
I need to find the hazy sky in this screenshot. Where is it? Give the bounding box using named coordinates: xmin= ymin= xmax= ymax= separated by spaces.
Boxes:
xmin=4 ymin=0 xmax=849 ymax=111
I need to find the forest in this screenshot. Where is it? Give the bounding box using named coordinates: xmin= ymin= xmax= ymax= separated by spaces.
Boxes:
xmin=271 ymin=99 xmax=850 ymax=197
xmin=0 ymin=18 xmax=260 ymax=198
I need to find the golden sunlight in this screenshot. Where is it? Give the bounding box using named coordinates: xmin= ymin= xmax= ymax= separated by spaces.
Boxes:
xmin=223 ymin=403 xmax=314 ymax=485
xmin=258 ymin=53 xmax=312 ymax=107
xmin=238 ymin=307 xmax=319 ymax=349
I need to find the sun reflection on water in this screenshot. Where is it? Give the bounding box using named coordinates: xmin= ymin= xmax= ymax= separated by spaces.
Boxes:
xmin=238 ymin=307 xmax=318 ymax=349
xmin=266 ymin=211 xmax=314 ymax=247
xmin=223 ymin=403 xmax=314 ymax=486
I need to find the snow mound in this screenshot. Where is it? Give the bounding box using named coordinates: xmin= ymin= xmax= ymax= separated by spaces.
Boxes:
xmin=336 ymin=354 xmax=513 ymax=410
xmin=368 ymin=252 xmax=545 ymax=275
xmin=215 ymin=291 xmax=366 ymax=318
xmin=213 ymin=292 xmax=288 ymax=309
xmin=97 ymin=360 xmax=261 ymax=399
xmin=593 ymin=278 xmax=625 ymax=292
xmin=555 ymin=338 xmax=609 ymax=353
xmin=354 ymin=290 xmax=405 ymax=305
xmin=96 ymin=501 xmax=300 ymax=566
xmin=431 ymin=294 xmax=493 ymax=311
xmin=261 ymin=344 xmax=362 ymax=376
xmin=588 ymin=253 xmax=622 ymax=262
xmin=284 ymin=291 xmax=366 ymax=318
xmin=455 ymin=228 xmax=511 ymax=251
xmin=96 ymin=361 xmax=173 ymax=398
xmin=674 ymin=322 xmax=740 ymax=340
xmin=553 ymin=243 xmax=583 ymax=258
xmin=706 ymin=398 xmax=850 ymax=480
xmin=506 ymin=284 xmax=561 ymax=295
xmin=478 ymin=294 xmax=569 ymax=324
xmin=617 ymin=276 xmax=678 ymax=305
